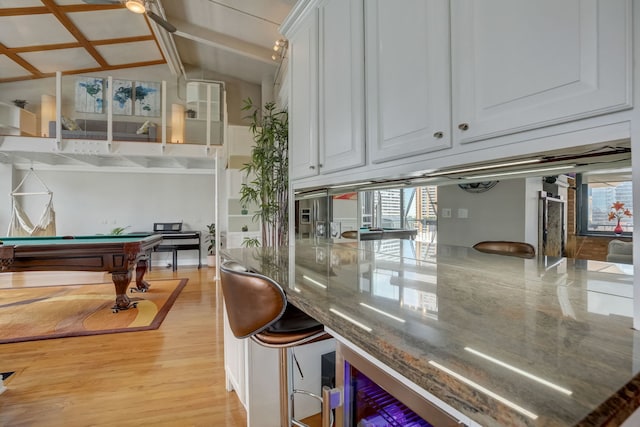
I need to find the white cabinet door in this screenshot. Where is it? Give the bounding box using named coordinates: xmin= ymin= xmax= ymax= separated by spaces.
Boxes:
xmin=289 ymin=9 xmax=319 ymax=180
xmin=365 ymin=0 xmax=452 ymax=164
xmin=318 ymin=0 xmax=365 ymax=174
xmin=451 ymin=0 xmax=632 ymax=144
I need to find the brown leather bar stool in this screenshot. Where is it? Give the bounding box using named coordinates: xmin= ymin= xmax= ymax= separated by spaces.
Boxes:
xmin=340 ymin=230 xmax=358 ymax=239
xmin=473 ymin=241 xmax=536 ymax=259
xmin=220 ymin=260 xmax=332 ymax=427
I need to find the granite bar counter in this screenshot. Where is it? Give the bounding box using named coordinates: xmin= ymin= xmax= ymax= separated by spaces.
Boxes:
xmin=221 ymin=239 xmax=640 ymax=426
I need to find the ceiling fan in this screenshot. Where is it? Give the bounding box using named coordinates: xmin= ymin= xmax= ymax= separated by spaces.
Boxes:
xmin=81 ymin=0 xmax=177 ymax=33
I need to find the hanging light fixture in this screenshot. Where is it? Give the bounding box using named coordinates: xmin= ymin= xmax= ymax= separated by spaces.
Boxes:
xmin=126 ymin=0 xmax=146 ymax=14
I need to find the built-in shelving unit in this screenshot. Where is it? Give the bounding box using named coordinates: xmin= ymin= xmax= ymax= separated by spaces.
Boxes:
xmin=225 ymin=168 xmax=261 ymax=248
xmin=185 ymin=81 xmax=223 ymax=145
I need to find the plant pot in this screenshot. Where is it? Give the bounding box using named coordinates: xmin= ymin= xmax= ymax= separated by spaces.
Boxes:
xmin=12 ymin=99 xmax=27 ymax=109
xmin=207 ymin=254 xmax=216 ymax=267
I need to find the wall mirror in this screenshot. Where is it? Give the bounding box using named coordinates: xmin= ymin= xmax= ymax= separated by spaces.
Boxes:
xmin=292 ymin=141 xmax=632 ymax=264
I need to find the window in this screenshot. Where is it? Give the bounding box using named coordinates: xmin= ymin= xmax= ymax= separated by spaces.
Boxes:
xmin=577 ymin=173 xmax=633 ymax=235
xmin=360 ymin=186 xmax=438 ymax=242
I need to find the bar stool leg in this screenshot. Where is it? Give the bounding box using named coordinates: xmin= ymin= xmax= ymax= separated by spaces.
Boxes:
xmin=279 ymin=347 xmax=291 ymax=426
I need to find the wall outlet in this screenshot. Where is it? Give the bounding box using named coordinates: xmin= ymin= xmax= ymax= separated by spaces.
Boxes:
xmin=442 ymin=208 xmax=452 ymax=218
xmin=457 ymin=208 xmax=468 ymax=219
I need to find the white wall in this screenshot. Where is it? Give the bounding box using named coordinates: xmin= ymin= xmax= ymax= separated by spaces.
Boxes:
xmin=2 ymin=167 xmax=215 ymax=267
xmin=437 ymin=178 xmax=542 ymax=248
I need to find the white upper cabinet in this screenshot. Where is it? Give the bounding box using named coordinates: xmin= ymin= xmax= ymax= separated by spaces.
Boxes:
xmin=287 ymin=0 xmax=365 ymax=180
xmin=365 ymin=0 xmax=452 ymax=164
xmin=451 ymin=0 xmax=632 ymax=144
xmin=318 ymin=0 xmax=365 ymax=174
xmin=289 ymin=9 xmax=319 ymax=180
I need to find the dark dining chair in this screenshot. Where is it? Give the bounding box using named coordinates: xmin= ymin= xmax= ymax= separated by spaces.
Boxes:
xmin=219 ymin=260 xmax=332 ymax=426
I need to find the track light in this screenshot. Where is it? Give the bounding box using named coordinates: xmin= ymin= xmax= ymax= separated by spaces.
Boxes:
xmin=271 ymin=39 xmax=288 ymax=61
xmin=126 ymin=0 xmax=146 ymax=14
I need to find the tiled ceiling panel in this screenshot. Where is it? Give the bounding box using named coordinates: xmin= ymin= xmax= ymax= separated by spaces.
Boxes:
xmin=0 ymin=54 xmax=30 ymax=79
xmin=69 ymin=9 xmax=150 ymax=40
xmin=0 ymin=14 xmax=76 ymax=47
xmin=0 ymin=0 xmax=41 ymax=6
xmin=20 ymin=47 xmax=100 ymax=73
xmin=97 ymin=40 xmax=163 ymax=65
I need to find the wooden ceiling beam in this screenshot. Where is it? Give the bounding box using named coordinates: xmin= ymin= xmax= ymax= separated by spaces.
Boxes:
xmin=0 ymin=42 xmax=43 ymax=78
xmin=0 ymin=7 xmax=49 ymax=16
xmin=59 ymin=4 xmax=124 ymax=13
xmin=8 ymin=36 xmax=156 ymax=54
xmin=92 ymin=35 xmax=156 ymax=46
xmin=0 ymin=59 xmax=167 ymax=84
xmin=41 ymin=0 xmax=109 ymax=68
xmin=10 ymin=42 xmax=82 ymax=53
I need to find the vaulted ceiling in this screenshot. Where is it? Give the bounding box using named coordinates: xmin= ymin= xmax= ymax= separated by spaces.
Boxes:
xmin=0 ymin=0 xmax=294 ymax=85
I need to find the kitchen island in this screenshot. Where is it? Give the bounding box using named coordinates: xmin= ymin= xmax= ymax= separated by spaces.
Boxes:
xmin=222 ymin=239 xmax=640 ymax=426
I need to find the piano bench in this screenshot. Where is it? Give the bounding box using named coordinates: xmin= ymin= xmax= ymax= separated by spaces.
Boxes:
xmin=153 ymin=243 xmax=202 ymax=271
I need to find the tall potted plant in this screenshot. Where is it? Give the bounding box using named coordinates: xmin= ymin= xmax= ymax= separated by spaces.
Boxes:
xmin=239 ymin=98 xmax=289 ymax=248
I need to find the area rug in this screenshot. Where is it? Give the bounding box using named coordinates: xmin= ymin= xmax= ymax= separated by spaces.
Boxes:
xmin=0 ymin=278 xmax=188 ymax=344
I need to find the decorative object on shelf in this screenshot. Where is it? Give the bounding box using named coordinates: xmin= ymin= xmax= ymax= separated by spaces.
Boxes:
xmin=186 ymin=109 xmax=196 ymax=119
xmin=457 ymin=181 xmax=498 ymax=193
xmin=12 ymin=99 xmax=27 ymax=109
xmin=241 ymin=206 xmax=248 ymax=215
xmin=75 ymin=77 xmax=104 ymax=113
xmin=241 ymin=225 xmax=248 ymax=232
xmin=205 ymin=223 xmax=216 ymax=267
xmin=239 ymin=98 xmax=289 ymax=248
xmin=608 ymin=201 xmax=632 ymax=235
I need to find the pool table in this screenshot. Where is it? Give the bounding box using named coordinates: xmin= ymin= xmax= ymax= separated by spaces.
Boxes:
xmin=0 ymin=234 xmax=162 ymax=312
xmin=359 ymin=227 xmax=418 ymax=240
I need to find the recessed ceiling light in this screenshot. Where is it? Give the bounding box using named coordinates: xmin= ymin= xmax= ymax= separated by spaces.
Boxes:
xmin=126 ymin=0 xmax=146 ymax=14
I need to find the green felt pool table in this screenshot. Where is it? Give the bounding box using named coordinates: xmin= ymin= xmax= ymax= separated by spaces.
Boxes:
xmin=0 ymin=234 xmax=162 ymax=312
xmin=359 ymin=227 xmax=418 ymax=240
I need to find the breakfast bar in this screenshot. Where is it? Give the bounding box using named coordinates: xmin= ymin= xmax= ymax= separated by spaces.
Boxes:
xmin=222 ymin=239 xmax=640 ymax=426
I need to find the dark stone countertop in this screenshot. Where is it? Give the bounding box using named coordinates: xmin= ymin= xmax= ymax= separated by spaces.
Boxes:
xmin=222 ymin=239 xmax=640 ymax=426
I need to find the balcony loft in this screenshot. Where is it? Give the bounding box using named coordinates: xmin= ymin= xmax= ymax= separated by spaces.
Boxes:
xmin=0 ymin=77 xmax=224 ymax=173
xmin=0 ymin=135 xmax=219 ymax=173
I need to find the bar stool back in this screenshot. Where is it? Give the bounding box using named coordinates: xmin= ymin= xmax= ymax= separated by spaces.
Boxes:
xmin=220 ymin=260 xmax=331 ymax=426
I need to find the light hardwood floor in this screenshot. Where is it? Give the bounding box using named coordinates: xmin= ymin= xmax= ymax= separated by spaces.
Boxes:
xmin=0 ymin=266 xmax=248 ymax=426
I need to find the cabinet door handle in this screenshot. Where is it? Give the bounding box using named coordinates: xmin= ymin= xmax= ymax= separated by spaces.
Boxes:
xmin=458 ymin=123 xmax=469 ymax=131
xmin=322 ymin=386 xmax=342 ymax=427
xmin=433 ymin=131 xmax=444 ymax=139
xmin=309 ymin=165 xmax=316 ymax=170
